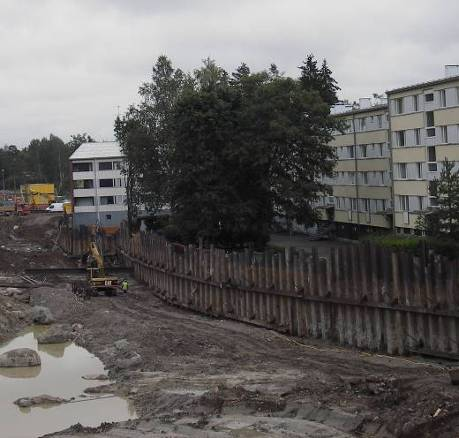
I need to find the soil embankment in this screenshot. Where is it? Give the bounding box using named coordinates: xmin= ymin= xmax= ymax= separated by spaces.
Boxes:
xmin=2 ymin=215 xmax=459 ymax=437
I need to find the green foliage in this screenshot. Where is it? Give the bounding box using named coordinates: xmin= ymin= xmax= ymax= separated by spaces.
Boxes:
xmin=116 ymin=54 xmax=339 ymax=248
xmin=115 ymin=55 xmax=190 ymax=227
xmin=363 ymin=233 xmax=422 ymax=252
xmin=299 ymin=54 xmax=340 ymax=105
xmin=363 ymin=232 xmax=459 ymax=259
xmin=0 ymin=133 xmax=94 ymax=195
xmin=429 ymin=159 xmax=459 ymax=238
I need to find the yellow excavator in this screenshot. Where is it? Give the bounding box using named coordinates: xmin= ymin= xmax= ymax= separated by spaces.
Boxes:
xmin=85 ymin=241 xmax=119 ymax=295
xmin=72 ymin=240 xmax=119 ymax=299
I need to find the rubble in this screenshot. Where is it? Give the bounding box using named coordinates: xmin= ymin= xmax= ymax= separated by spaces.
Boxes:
xmin=32 ymin=306 xmax=55 ymax=324
xmin=0 ymin=348 xmax=41 ymax=367
xmin=37 ymin=324 xmax=74 ymax=344
xmin=14 ymin=395 xmax=67 ymax=408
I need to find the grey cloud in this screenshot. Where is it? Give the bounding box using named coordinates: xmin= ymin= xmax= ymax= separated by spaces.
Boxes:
xmin=1 ymin=0 xmax=458 ymax=146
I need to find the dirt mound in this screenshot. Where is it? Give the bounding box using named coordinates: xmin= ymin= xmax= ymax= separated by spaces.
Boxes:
xmin=0 ymin=215 xmax=73 ymax=274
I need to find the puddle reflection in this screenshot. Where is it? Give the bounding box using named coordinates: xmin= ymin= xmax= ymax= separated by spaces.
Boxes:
xmin=0 ymin=326 xmax=136 ymax=438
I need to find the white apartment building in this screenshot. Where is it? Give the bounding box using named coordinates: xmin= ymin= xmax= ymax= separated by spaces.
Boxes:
xmin=69 ymin=141 xmax=127 ymax=227
xmin=387 ymin=66 xmax=459 ymax=232
xmin=317 ymin=98 xmax=393 ymax=238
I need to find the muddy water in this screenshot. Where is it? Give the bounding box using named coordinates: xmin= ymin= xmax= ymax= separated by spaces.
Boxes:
xmin=0 ymin=326 xmax=136 ymax=438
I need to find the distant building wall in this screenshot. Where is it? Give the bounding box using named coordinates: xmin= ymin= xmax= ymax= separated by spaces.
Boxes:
xmin=73 ymin=210 xmax=127 ymax=228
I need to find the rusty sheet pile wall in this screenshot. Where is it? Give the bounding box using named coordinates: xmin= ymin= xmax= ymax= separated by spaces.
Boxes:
xmin=118 ymin=223 xmax=459 ymax=356
xmin=59 ymin=225 xmax=119 ymax=257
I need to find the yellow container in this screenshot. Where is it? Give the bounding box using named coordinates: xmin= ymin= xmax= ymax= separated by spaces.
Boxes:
xmin=21 ymin=184 xmax=55 ymax=207
xmin=63 ymin=202 xmax=73 ymax=215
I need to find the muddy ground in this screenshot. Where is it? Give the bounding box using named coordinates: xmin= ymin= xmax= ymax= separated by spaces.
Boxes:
xmin=2 ymin=215 xmax=459 ymax=437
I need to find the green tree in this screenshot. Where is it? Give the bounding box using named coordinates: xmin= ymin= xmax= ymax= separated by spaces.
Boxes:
xmin=117 ymin=55 xmax=339 ymax=247
xmin=115 ymin=55 xmax=189 ymax=228
xmin=428 ymin=159 xmax=459 ymax=238
xmin=299 ymin=54 xmax=340 ymax=105
xmin=67 ymin=133 xmax=95 ymax=153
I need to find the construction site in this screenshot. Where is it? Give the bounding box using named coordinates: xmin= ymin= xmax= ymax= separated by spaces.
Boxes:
xmin=0 ymin=214 xmax=459 ymax=438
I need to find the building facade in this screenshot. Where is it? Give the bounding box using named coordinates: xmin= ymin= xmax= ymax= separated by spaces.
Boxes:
xmin=318 ymin=100 xmax=393 ymax=237
xmin=69 ymin=142 xmax=127 ymax=227
xmin=388 ymin=68 xmax=459 ymax=232
xmin=317 ymin=67 xmax=459 ymax=237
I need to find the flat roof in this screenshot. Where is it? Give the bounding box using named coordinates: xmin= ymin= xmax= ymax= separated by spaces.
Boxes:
xmin=387 ymin=74 xmax=459 ymax=95
xmin=332 ymin=104 xmax=388 ymax=117
xmin=69 ymin=141 xmax=123 ymax=160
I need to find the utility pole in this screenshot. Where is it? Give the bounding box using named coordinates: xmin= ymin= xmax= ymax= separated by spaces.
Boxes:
xmin=1 ymin=168 xmax=5 ymax=200
xmin=351 ymin=105 xmax=361 ymax=236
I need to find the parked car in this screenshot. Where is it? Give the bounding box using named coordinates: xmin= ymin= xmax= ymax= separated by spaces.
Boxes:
xmin=46 ymin=202 xmax=64 ymax=213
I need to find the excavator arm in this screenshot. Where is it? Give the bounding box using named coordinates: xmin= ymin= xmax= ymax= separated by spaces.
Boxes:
xmin=89 ymin=241 xmax=105 ymax=276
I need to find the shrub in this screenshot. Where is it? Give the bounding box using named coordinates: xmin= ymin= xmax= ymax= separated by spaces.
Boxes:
xmin=362 ymin=233 xmax=459 ymax=259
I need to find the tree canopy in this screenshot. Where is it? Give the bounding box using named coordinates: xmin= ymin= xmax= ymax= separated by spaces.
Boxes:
xmin=0 ymin=133 xmax=95 ymax=195
xmin=116 ymin=54 xmax=340 ymax=248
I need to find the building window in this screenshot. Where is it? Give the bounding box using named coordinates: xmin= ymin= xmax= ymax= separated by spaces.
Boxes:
xmin=362 ymin=172 xmax=368 ymax=185
xmin=397 ymin=131 xmax=405 ymax=147
xmin=440 ymin=126 xmax=448 ymax=143
xmin=100 ymin=196 xmax=115 ymax=205
xmin=427 ymin=146 xmax=437 ymax=171
xmin=429 ymin=180 xmax=438 ymax=197
xmin=362 ymin=199 xmax=370 ymax=212
xmin=439 ymin=89 xmax=447 ymax=107
xmin=414 ymin=128 xmax=421 ymax=145
xmin=115 ymin=195 xmax=125 ymax=204
xmin=418 ymin=196 xmax=423 ymax=211
xmin=379 ymin=171 xmax=385 ymax=185
xmin=74 ymin=197 xmax=94 ymax=207
xmin=395 ymin=98 xmax=404 ymax=114
xmin=72 ymin=162 xmax=93 ymax=172
xmin=99 ymin=162 xmax=113 ymax=171
xmin=113 ymin=161 xmax=122 ymax=170
xmin=426 ymin=128 xmax=436 ymax=137
xmin=360 ymin=118 xmax=366 ymax=131
xmin=347 ymin=146 xmax=355 ymax=158
xmin=360 ymin=144 xmax=367 ymax=158
xmin=426 ymin=111 xmax=434 ymax=127
xmin=351 ymin=199 xmax=358 ymax=211
xmin=378 ymin=143 xmax=383 ymax=156
xmin=99 ymin=179 xmax=114 ymax=188
xmin=399 ymin=163 xmax=407 ymax=179
xmin=413 ymin=95 xmax=419 ymax=111
xmin=106 ymin=214 xmax=112 ymax=220
xmin=400 ymin=195 xmax=410 ymax=211
xmin=377 ymin=115 xmax=383 ymax=128
xmin=425 ymin=93 xmax=434 ymax=102
xmin=416 ymin=162 xmax=422 ymax=179
xmin=73 ymin=179 xmax=94 ymax=189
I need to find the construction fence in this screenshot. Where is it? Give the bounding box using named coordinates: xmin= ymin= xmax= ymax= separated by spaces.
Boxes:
xmin=119 ymin=223 xmax=459 ymax=357
xmin=58 ymin=224 xmax=120 ymax=258
xmin=63 ymin=222 xmax=459 ymax=356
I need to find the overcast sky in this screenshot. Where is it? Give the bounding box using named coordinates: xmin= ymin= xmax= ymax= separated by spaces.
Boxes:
xmin=1 ymin=0 xmax=459 ymax=147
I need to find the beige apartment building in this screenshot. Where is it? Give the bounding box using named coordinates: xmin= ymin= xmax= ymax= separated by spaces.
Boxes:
xmin=318 ymin=101 xmax=393 ymax=237
xmin=388 ymin=67 xmax=459 ymax=233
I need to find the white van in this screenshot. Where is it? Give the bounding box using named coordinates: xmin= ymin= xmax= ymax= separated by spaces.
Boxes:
xmin=46 ymin=202 xmax=64 ymax=213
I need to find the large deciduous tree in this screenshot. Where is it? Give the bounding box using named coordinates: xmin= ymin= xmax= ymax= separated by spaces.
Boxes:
xmin=115 ymin=55 xmax=189 ymax=226
xmin=116 ymin=54 xmax=340 ymax=247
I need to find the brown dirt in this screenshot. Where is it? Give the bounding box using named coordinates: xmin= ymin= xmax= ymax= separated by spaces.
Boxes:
xmin=0 ymin=214 xmax=74 ymax=273
xmin=2 ymin=215 xmax=459 ymax=437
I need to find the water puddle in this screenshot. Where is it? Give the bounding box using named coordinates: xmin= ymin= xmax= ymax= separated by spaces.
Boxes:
xmin=0 ymin=326 xmax=136 ymax=438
